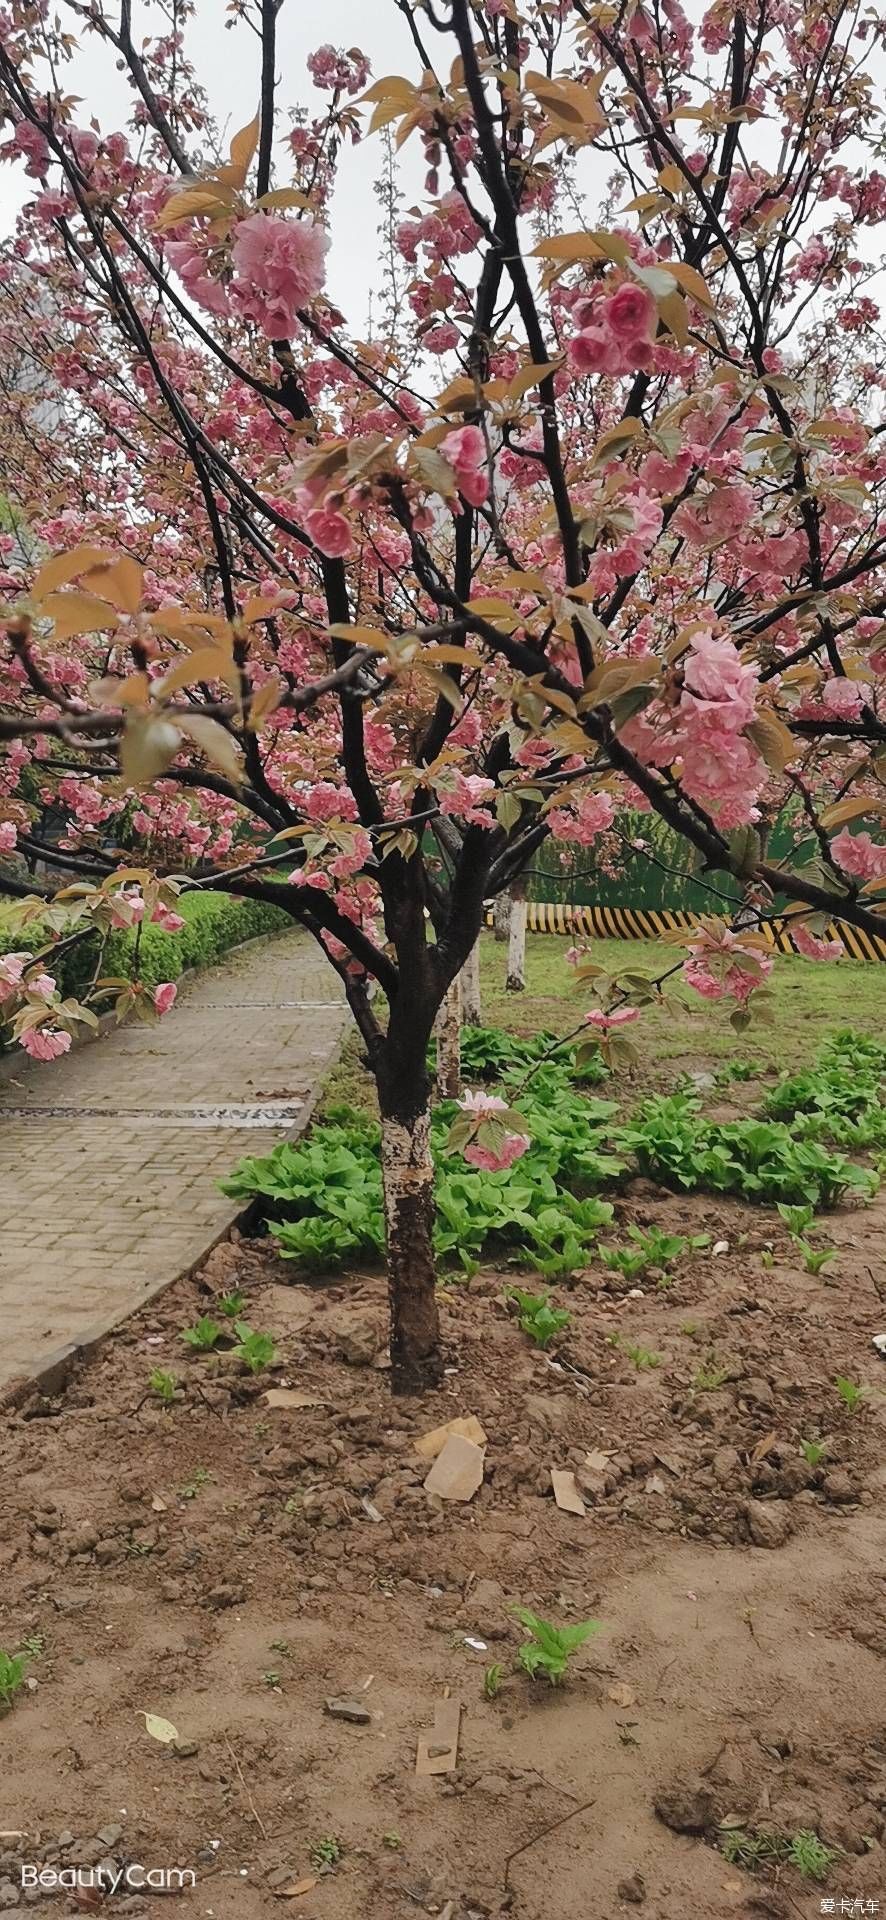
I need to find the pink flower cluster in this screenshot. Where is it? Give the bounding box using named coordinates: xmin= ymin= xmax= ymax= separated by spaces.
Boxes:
xmin=0 ymin=821 xmax=16 ymax=854
xmin=441 ymin=425 xmax=488 ymax=507
xmin=437 ymin=771 xmax=497 ymax=828
xmin=457 ymin=1090 xmax=531 ymax=1172
xmin=231 ymin=213 xmax=329 ymax=339
xmin=570 ymin=281 xmax=657 ymax=378
xmin=792 ymin=925 xmax=843 ymax=962
xmin=675 ymin=633 xmax=765 ymax=827
xmin=583 ymin=1006 xmax=640 ymax=1032
xmin=830 ymin=829 xmax=886 ymax=884
xmin=20 ymin=1027 xmax=71 ymax=1062
xmin=306 ymin=44 xmax=370 ymax=95
xmin=683 ymin=927 xmax=774 ymax=1006
xmin=547 ymin=791 xmax=616 ymax=845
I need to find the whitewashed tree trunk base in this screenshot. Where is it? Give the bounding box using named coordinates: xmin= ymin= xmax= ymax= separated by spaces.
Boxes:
xmin=506 ymin=892 xmax=528 ymax=993
xmin=460 ymin=938 xmax=482 ymax=1028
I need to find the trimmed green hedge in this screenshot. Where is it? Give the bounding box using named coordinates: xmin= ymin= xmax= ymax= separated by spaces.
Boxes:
xmin=0 ymin=889 xmax=291 ymax=997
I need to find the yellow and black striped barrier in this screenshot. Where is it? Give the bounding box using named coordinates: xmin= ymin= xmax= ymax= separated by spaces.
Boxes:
xmin=486 ymin=901 xmax=886 ymax=962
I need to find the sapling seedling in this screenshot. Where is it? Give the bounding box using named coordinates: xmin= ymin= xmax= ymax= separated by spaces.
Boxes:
xmin=787 ymin=1830 xmax=840 ymax=1881
xmin=181 ymin=1315 xmax=223 ymax=1351
xmin=148 ymin=1368 xmax=178 ymax=1406
xmin=0 ymin=1649 xmax=26 ymax=1711
xmin=795 ymin=1238 xmax=837 ymax=1275
xmin=623 ymin=1342 xmax=663 ymax=1372
xmin=512 ymin=1607 xmax=600 ymax=1685
xmin=309 ymin=1835 xmax=343 ymax=1871
xmin=483 ymin=1662 xmax=504 ymax=1700
xmin=178 ymin=1468 xmax=209 ymax=1500
xmin=506 ymin=1287 xmax=571 ymax=1349
xmin=777 ymin=1201 xmax=816 ymax=1237
xmin=218 ymin=1289 xmax=246 ymax=1318
xmin=694 ymin=1357 xmax=731 ymax=1391
xmin=800 ymin=1439 xmax=828 ymax=1468
xmin=231 ymin=1323 xmax=277 ymax=1373
xmin=836 ymin=1375 xmax=866 ymax=1412
xmin=382 ymin=1832 xmax=402 ymax=1851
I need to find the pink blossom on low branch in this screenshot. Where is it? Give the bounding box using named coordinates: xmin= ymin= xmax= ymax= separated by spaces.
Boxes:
xmin=0 ymin=952 xmax=29 ymax=1001
xmin=230 ymin=214 xmax=329 ymax=338
xmin=463 ymin=1131 xmax=531 ymax=1171
xmin=792 ymin=925 xmax=843 ymax=961
xmin=153 ymin=982 xmax=178 ymax=1015
xmin=151 ymin=902 xmax=185 ymax=932
xmin=0 ymin=821 xmax=16 ymax=853
xmin=457 ymin=1088 xmax=508 ymax=1114
xmin=19 ymin=1026 xmax=71 ymax=1061
xmin=583 ymin=1006 xmax=641 ymax=1031
xmin=30 ymin=972 xmax=57 ymax=1003
xmin=830 ymin=828 xmax=886 ymax=882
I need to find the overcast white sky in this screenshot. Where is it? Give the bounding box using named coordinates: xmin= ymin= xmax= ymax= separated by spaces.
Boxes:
xmin=1 ymin=2 xmax=883 ymax=324
xmin=0 ymin=0 xmax=433 ymax=319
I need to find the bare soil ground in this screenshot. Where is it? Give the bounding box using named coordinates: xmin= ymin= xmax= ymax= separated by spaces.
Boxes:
xmin=2 ymin=1174 xmax=885 ymax=1920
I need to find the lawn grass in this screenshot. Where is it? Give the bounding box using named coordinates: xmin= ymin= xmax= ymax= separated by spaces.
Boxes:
xmin=317 ymin=930 xmax=886 ymax=1118
xmin=481 ymin=932 xmax=886 ymax=1079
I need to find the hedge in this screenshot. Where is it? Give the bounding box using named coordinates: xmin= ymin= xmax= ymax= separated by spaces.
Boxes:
xmin=0 ymin=889 xmax=292 ymax=997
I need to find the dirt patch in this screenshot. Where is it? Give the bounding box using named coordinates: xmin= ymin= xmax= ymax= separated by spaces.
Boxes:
xmin=2 ymin=1189 xmax=886 ymax=1920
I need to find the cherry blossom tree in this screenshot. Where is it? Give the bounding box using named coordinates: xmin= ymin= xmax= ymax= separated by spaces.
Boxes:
xmin=2 ymin=0 xmax=886 ymax=1388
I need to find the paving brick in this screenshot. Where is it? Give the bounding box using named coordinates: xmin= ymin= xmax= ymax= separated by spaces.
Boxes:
xmin=0 ymin=931 xmax=345 ymax=1392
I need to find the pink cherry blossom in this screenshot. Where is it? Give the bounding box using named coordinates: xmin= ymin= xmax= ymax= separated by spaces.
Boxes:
xmin=151 ymin=902 xmax=186 ymax=932
xmin=464 ymin=1131 xmax=531 ymax=1171
xmin=0 ymin=821 xmax=16 ymax=853
xmin=821 ymin=677 xmax=866 ymax=719
xmin=457 ymin=1088 xmax=508 ymax=1114
xmin=547 ymin=792 xmax=616 ymax=844
xmin=153 ymin=982 xmax=178 ymax=1015
xmin=304 ymin=505 xmax=353 ymax=558
xmin=583 ymin=1006 xmax=641 ymax=1030
xmin=441 ymin=424 xmax=489 ymax=506
xmin=830 ymin=828 xmax=886 ymax=882
xmin=29 ymin=972 xmax=57 ymax=1003
xmin=605 ymin=281 xmax=657 ymax=342
xmin=0 ymin=952 xmax=30 ymax=1000
xmin=231 ymin=214 xmax=329 ymax=338
xmin=792 ymin=925 xmax=843 ymax=961
xmin=19 ymin=1026 xmax=72 ymax=1061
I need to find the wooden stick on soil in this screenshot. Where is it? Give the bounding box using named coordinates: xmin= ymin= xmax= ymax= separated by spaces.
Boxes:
xmin=224 ymin=1735 xmax=269 ymax=1841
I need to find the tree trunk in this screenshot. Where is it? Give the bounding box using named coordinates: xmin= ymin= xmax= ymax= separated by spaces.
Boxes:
xmin=460 ymin=936 xmax=482 ymax=1027
xmin=435 ymin=974 xmax=462 ymax=1098
xmin=493 ymin=892 xmax=510 ymax=942
xmin=379 ymin=1091 xmax=442 ymax=1394
xmin=506 ymin=881 xmax=527 ymax=992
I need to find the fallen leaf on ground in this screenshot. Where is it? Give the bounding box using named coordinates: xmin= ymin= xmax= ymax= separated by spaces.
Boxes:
xmin=279 ymin=1878 xmax=318 ymax=1899
xmin=423 ymin=1433 xmax=484 ymax=1502
xmin=150 ymin=1494 xmax=168 ymax=1513
xmin=414 ymin=1414 xmax=487 ymax=1461
xmin=551 ymin=1468 xmax=586 ymax=1515
xmin=644 ymin=1472 xmax=666 ymax=1494
xmin=139 ymin=1711 xmax=179 ymax=1744
xmin=608 ymin=1681 xmax=636 ymax=1708
xmin=584 ymin=1447 xmax=613 ymax=1473
xmin=750 ymin=1430 xmax=778 ymax=1464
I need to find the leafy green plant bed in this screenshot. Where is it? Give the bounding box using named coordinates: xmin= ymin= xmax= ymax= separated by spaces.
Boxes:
xmin=761 ymin=1029 xmax=886 ymax=1151
xmin=616 ymin=1093 xmax=876 ymax=1207
xmin=222 ymin=1022 xmax=878 ymax=1282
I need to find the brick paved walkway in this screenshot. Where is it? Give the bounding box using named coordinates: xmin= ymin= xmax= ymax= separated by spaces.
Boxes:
xmin=0 ymin=931 xmax=346 ymax=1397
